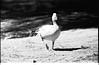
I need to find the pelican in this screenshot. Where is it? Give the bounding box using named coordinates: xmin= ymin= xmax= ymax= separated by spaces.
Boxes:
xmin=36 ymin=13 xmax=61 ymax=51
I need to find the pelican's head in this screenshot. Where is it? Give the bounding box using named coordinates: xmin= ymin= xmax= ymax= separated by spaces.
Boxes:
xmin=52 ymin=13 xmax=57 ymax=21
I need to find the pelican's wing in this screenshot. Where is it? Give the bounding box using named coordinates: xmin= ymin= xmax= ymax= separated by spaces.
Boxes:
xmin=35 ymin=26 xmax=41 ymax=34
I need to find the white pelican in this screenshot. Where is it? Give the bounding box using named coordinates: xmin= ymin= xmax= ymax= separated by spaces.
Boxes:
xmin=36 ymin=13 xmax=61 ymax=51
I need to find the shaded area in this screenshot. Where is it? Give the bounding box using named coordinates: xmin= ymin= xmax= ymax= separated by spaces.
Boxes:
xmin=1 ymin=0 xmax=99 ymax=19
xmin=1 ymin=0 xmax=99 ymax=39
xmin=1 ymin=12 xmax=98 ymax=39
xmin=58 ymin=12 xmax=99 ymax=31
xmin=54 ymin=46 xmax=89 ymax=51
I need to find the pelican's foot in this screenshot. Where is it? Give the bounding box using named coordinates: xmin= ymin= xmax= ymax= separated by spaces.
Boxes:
xmin=48 ymin=49 xmax=56 ymax=55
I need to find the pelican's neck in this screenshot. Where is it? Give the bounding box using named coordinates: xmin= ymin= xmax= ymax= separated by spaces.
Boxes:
xmin=52 ymin=13 xmax=58 ymax=26
xmin=52 ymin=20 xmax=57 ymax=25
xmin=52 ymin=20 xmax=58 ymax=28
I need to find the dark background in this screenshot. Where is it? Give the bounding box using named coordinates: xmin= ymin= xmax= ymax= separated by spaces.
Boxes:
xmin=1 ymin=0 xmax=99 ymax=39
xmin=1 ymin=0 xmax=99 ymax=18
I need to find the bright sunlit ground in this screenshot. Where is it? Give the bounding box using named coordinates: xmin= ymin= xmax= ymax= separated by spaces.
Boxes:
xmin=1 ymin=28 xmax=98 ymax=63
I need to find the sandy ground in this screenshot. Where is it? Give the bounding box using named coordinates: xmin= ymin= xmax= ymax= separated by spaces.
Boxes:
xmin=1 ymin=28 xmax=98 ymax=63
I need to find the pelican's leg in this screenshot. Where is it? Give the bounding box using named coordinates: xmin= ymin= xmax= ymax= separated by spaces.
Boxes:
xmin=45 ymin=41 xmax=53 ymax=51
xmin=46 ymin=43 xmax=49 ymax=50
xmin=44 ymin=41 xmax=56 ymax=55
xmin=46 ymin=41 xmax=56 ymax=51
xmin=39 ymin=34 xmax=53 ymax=51
xmin=49 ymin=41 xmax=56 ymax=55
xmin=39 ymin=34 xmax=47 ymax=51
xmin=52 ymin=41 xmax=55 ymax=50
xmin=45 ymin=41 xmax=54 ymax=50
xmin=39 ymin=35 xmax=51 ymax=52
xmin=43 ymin=40 xmax=51 ymax=51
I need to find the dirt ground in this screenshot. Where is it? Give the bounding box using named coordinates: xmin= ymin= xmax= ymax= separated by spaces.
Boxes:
xmin=1 ymin=28 xmax=98 ymax=63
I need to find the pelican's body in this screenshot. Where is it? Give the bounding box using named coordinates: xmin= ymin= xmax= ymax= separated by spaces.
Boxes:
xmin=36 ymin=13 xmax=60 ymax=51
xmin=37 ymin=23 xmax=59 ymax=40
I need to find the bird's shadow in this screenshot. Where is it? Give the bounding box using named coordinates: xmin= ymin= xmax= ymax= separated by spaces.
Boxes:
xmin=53 ymin=47 xmax=89 ymax=51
